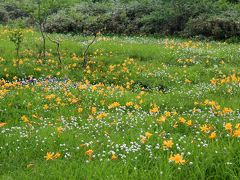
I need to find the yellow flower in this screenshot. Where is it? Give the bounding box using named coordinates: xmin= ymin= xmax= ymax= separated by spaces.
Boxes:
xmin=210 ymin=78 xmax=217 ymax=85
xmin=173 ymin=122 xmax=178 ymax=128
xmin=165 ymin=111 xmax=171 ymax=117
xmin=54 ymin=152 xmax=61 ymax=159
xmin=126 ymin=101 xmax=133 ymax=107
xmin=209 ymin=132 xmax=217 ymax=139
xmin=140 ymin=137 xmax=147 ymax=144
xmin=27 ymin=163 xmax=34 ymax=168
xmin=111 ymin=154 xmax=117 ymax=160
xmin=200 ymin=124 xmax=209 ymax=133
xmin=172 ymin=111 xmax=178 ymax=116
xmin=43 ymin=104 xmax=49 ymax=110
xmin=21 ymin=115 xmax=29 ymax=123
xmin=225 ymin=123 xmax=232 ymax=131
xmin=57 ymin=126 xmax=62 ymax=132
xmin=44 ymin=152 xmax=54 ymax=160
xmin=169 ymin=154 xmax=186 ymax=164
xmin=85 ymin=149 xmax=93 ymax=157
xmin=235 ymin=123 xmax=240 ymax=129
xmin=100 ymin=100 xmax=105 ymax=105
xmin=91 ymin=107 xmax=97 ymax=114
xmin=157 ymin=116 xmax=166 ymax=124
xmin=27 ymin=103 xmax=32 ymax=108
xmin=71 ymin=98 xmax=78 ymax=104
xmin=163 ymin=140 xmax=173 ymax=149
xmin=108 ymin=102 xmax=120 ymax=109
xmin=32 ymin=114 xmax=38 ymax=118
xmin=45 ymin=94 xmax=56 ymax=100
xmin=78 ymin=107 xmax=83 ymax=113
xmin=0 ymin=122 xmax=7 ymax=127
xmin=57 ymin=126 xmax=62 ymax=137
xmin=72 ymin=63 xmax=77 ymax=67
xmin=186 ymin=120 xmax=192 ymax=126
xmin=145 ymin=132 xmax=153 ymax=139
xmin=134 ymin=104 xmax=140 ymax=109
xmin=233 ymin=129 xmax=240 ymax=137
xmin=150 ymin=107 xmax=159 ymax=113
xmin=96 ymin=112 xmax=108 ymax=119
xmin=222 ymin=108 xmax=233 ymax=114
xmin=91 ymin=86 xmax=97 ymax=91
xmin=78 ymin=83 xmax=87 ymax=90
xmin=150 ymin=106 xmax=159 ymax=113
xmin=44 ymin=152 xmax=61 ymax=160
xmin=185 ymin=79 xmax=192 ymax=83
xmin=179 ymin=117 xmax=186 ymax=123
xmin=80 ymin=144 xmax=86 ymax=147
xmin=34 ymin=67 xmax=41 ymax=72
xmin=109 ymin=65 xmax=115 ymax=72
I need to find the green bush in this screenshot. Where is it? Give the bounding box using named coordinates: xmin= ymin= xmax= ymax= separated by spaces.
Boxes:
xmin=7 ymin=18 xmax=30 ymax=29
xmin=0 ymin=8 xmax=8 ymax=23
xmin=2 ymin=0 xmax=240 ymax=39
xmin=184 ymin=12 xmax=240 ymax=39
xmin=4 ymin=4 xmax=28 ymax=20
xmin=45 ymin=11 xmax=76 ymax=33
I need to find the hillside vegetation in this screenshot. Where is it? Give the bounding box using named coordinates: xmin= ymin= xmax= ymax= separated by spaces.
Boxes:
xmin=0 ymin=0 xmax=240 ymax=40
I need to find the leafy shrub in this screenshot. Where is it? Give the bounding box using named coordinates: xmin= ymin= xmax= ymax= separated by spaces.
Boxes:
xmin=2 ymin=0 xmax=240 ymax=39
xmin=45 ymin=11 xmax=76 ymax=33
xmin=0 ymin=8 xmax=8 ymax=23
xmin=184 ymin=12 xmax=240 ymax=39
xmin=4 ymin=4 xmax=28 ymax=19
xmin=7 ymin=18 xmax=30 ymax=29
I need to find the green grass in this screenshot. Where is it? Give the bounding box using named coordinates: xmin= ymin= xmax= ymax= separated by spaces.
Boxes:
xmin=0 ymin=26 xmax=240 ymax=179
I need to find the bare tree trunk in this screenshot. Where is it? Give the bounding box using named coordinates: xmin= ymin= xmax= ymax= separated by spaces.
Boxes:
xmin=46 ymin=34 xmax=62 ymax=68
xmin=40 ymin=24 xmax=46 ymax=60
xmin=16 ymin=46 xmax=19 ymax=59
xmin=82 ymin=33 xmax=97 ymax=68
xmin=37 ymin=2 xmax=46 ymax=61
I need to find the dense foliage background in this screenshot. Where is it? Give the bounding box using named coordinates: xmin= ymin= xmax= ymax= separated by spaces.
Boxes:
xmin=0 ymin=0 xmax=240 ymax=39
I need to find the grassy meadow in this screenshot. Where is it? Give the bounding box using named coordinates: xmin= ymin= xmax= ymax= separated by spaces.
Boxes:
xmin=0 ymin=26 xmax=240 ymax=179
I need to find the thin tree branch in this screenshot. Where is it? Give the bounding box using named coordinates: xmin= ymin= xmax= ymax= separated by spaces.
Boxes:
xmin=46 ymin=34 xmax=62 ymax=67
xmin=82 ymin=33 xmax=97 ymax=68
